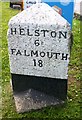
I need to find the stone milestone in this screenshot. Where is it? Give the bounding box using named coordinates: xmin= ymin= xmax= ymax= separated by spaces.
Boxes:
xmin=7 ymin=3 xmax=72 ymax=112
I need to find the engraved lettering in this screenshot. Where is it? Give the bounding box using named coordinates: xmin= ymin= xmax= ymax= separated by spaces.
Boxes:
xmin=61 ymin=53 xmax=68 ymax=60
xmin=51 ymin=31 xmax=57 ymax=38
xmin=16 ymin=50 xmax=22 ymax=55
xmin=20 ymin=28 xmax=25 ymax=35
xmin=35 ymin=30 xmax=40 ymax=36
xmin=11 ymin=28 xmax=16 ymax=35
xmin=59 ymin=31 xmax=67 ymax=39
xmin=41 ymin=30 xmax=49 ymax=37
xmin=31 ymin=50 xmax=38 ymax=57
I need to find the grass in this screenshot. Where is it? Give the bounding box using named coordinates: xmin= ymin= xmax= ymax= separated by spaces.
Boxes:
xmin=1 ymin=2 xmax=81 ymax=119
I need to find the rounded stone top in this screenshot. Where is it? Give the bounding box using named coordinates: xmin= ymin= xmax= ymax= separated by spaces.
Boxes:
xmin=8 ymin=3 xmax=70 ymax=28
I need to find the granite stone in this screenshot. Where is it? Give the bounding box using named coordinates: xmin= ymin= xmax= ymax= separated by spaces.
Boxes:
xmin=8 ymin=3 xmax=71 ymax=80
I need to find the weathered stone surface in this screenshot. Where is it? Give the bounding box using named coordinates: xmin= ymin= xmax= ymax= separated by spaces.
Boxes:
xmin=14 ymin=89 xmax=64 ymax=113
xmin=8 ymin=3 xmax=71 ymax=80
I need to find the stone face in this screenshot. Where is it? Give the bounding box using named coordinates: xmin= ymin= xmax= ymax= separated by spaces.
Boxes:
xmin=13 ymin=89 xmax=64 ymax=113
xmin=7 ymin=3 xmax=71 ymax=80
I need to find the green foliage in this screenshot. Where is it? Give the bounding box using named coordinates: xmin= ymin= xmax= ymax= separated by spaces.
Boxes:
xmin=1 ymin=2 xmax=81 ymax=119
